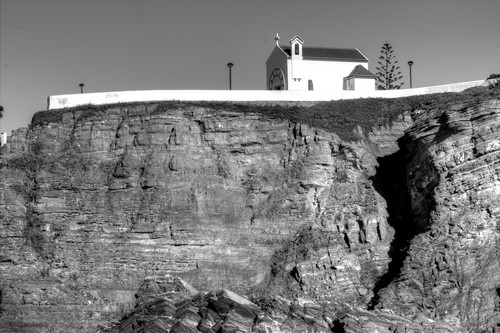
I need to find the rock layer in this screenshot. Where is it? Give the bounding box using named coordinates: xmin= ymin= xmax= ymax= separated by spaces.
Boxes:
xmin=106 ymin=275 xmax=458 ymax=333
xmin=379 ymin=99 xmax=500 ymax=331
xmin=0 ymin=103 xmax=408 ymax=332
xmin=2 ymin=90 xmax=500 ymax=332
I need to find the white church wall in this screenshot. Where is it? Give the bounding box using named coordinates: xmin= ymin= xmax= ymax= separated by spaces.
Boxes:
xmin=299 ymin=60 xmax=368 ymax=91
xmin=353 ymin=77 xmax=376 ymax=93
xmin=290 ymin=58 xmax=305 ymax=80
xmin=286 ymin=59 xmax=307 ymax=90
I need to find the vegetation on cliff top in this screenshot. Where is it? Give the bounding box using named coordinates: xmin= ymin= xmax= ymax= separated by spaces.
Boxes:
xmin=31 ymin=85 xmax=498 ymax=141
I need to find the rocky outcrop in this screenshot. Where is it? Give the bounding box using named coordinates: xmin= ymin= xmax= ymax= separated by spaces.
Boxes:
xmin=2 ymin=87 xmax=499 ymax=332
xmin=0 ymin=102 xmax=409 ymax=332
xmin=106 ymin=275 xmax=266 ymax=333
xmin=105 ymin=275 xmax=458 ymax=333
xmin=0 ymin=127 xmax=29 ymax=156
xmin=378 ymin=98 xmax=500 ymax=331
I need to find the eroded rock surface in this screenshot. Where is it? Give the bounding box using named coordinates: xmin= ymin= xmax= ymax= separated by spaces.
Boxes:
xmin=106 ymin=275 xmax=458 ymax=333
xmin=2 ymin=90 xmax=500 ymax=332
xmin=0 ymin=103 xmax=408 ymax=332
xmin=378 ymin=99 xmax=500 ymax=331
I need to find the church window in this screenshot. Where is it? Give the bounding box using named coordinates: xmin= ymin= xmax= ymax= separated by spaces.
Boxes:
xmin=269 ymin=68 xmax=285 ymax=90
xmin=308 ymin=80 xmax=314 ymax=90
xmin=295 ymin=43 xmax=299 ymax=55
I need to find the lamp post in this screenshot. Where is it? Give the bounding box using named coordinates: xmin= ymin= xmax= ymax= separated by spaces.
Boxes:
xmin=226 ymin=63 xmax=234 ymax=90
xmin=79 ymin=83 xmax=85 ymax=94
xmin=407 ymin=61 xmax=414 ymax=89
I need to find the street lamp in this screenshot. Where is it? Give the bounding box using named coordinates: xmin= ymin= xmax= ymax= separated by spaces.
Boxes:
xmin=407 ymin=61 xmax=414 ymax=89
xmin=79 ymin=83 xmax=85 ymax=94
xmin=226 ymin=63 xmax=234 ymax=90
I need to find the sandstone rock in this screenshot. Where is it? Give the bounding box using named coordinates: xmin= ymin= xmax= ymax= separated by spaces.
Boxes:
xmin=3 ymin=92 xmax=498 ymax=332
xmin=108 ymin=275 xmax=261 ymax=333
xmin=378 ymin=98 xmax=500 ymax=331
xmin=109 ymin=276 xmax=458 ymax=333
xmin=0 ymin=101 xmax=406 ymax=331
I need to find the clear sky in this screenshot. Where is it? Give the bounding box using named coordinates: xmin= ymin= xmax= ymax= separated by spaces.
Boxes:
xmin=1 ymin=0 xmax=499 ymax=134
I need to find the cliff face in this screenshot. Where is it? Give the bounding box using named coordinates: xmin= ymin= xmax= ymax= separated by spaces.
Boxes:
xmin=0 ymin=102 xmax=409 ymax=332
xmin=378 ymin=98 xmax=500 ymax=331
xmin=1 ymin=88 xmax=499 ymax=333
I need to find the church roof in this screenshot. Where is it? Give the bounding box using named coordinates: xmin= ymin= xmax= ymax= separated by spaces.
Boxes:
xmin=346 ymin=65 xmax=376 ymax=78
xmin=281 ymin=46 xmax=368 ymax=62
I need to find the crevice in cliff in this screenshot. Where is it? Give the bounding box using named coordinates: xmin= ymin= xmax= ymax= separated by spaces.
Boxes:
xmin=367 ymin=144 xmax=419 ymax=310
xmin=330 ymin=319 xmax=346 ymax=333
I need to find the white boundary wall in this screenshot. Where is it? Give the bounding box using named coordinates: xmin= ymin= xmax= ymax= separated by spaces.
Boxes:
xmin=47 ymin=80 xmax=484 ymax=110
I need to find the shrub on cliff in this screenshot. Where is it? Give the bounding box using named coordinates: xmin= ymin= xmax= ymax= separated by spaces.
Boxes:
xmin=487 ymin=74 xmax=500 ymax=90
xmin=31 ymin=109 xmax=65 ymax=128
xmin=6 ymin=141 xmax=56 ymax=259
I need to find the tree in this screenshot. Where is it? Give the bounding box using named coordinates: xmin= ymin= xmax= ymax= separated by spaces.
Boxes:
xmin=0 ymin=105 xmax=3 ymax=118
xmin=376 ymin=41 xmax=404 ymax=90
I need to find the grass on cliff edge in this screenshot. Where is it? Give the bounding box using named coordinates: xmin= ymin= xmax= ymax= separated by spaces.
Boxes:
xmin=31 ymin=85 xmax=499 ymax=142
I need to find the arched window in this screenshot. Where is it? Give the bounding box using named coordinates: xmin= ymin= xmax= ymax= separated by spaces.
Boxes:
xmin=294 ymin=43 xmax=299 ymax=55
xmin=269 ymin=68 xmax=285 ymax=90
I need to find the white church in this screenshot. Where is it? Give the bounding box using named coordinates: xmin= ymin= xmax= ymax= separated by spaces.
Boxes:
xmin=43 ymin=33 xmax=484 ymax=111
xmin=266 ymin=34 xmax=376 ymax=93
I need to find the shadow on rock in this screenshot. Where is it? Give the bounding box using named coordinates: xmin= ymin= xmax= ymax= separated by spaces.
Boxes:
xmin=367 ymin=144 xmax=419 ymax=309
